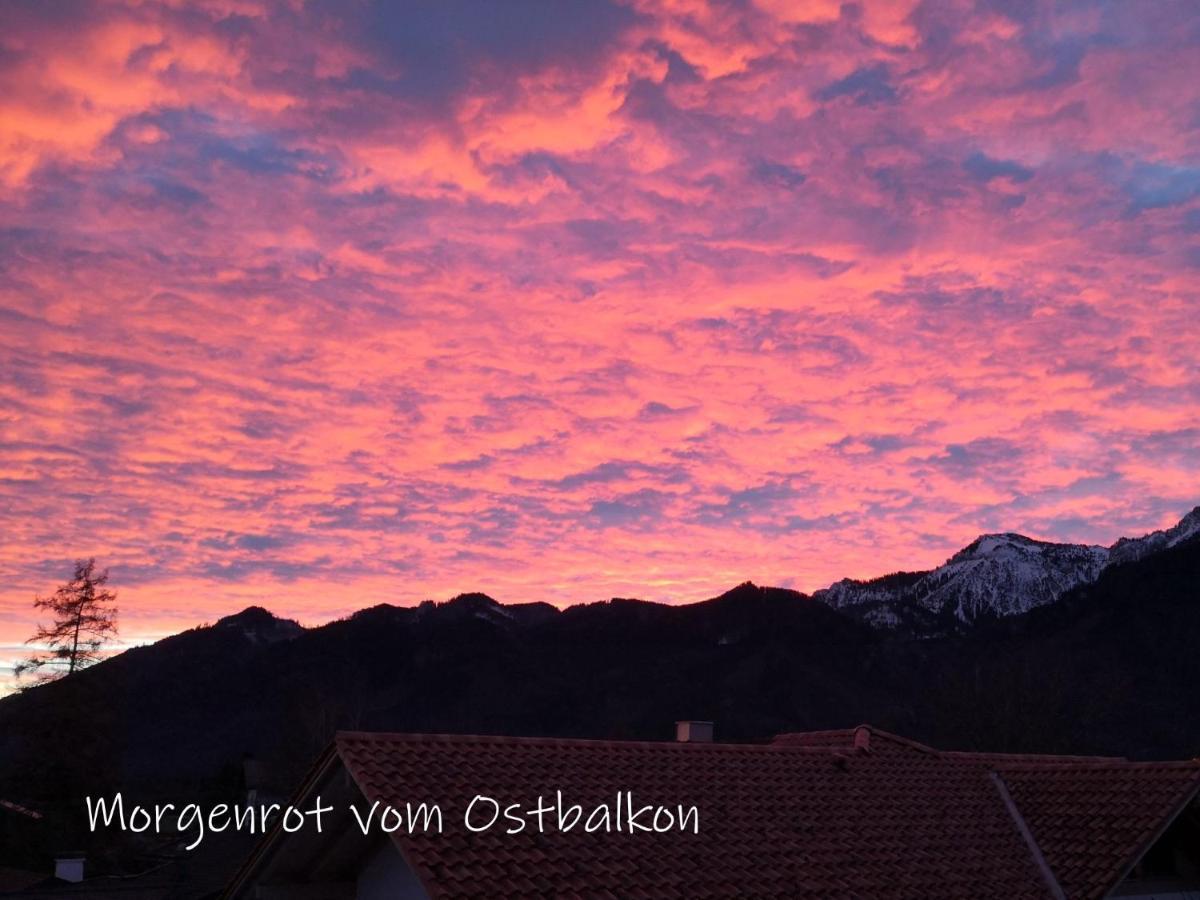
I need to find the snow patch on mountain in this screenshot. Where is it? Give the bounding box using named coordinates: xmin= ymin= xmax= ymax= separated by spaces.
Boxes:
xmin=1108 ymin=506 xmax=1200 ymax=566
xmin=813 ymin=507 xmax=1199 ymax=630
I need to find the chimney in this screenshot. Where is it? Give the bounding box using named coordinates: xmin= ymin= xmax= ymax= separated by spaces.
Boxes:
xmin=55 ymin=854 xmax=85 ymax=883
xmin=675 ymin=720 xmax=714 ymax=743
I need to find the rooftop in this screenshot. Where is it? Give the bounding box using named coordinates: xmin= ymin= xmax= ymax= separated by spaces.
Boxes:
xmin=227 ymin=725 xmax=1200 ymax=899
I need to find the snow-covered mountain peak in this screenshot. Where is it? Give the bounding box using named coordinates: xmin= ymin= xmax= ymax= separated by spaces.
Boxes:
xmin=954 ymin=533 xmax=1054 ymax=560
xmin=812 ymin=507 xmax=1200 ymax=632
xmin=908 ymin=535 xmax=1108 ymax=623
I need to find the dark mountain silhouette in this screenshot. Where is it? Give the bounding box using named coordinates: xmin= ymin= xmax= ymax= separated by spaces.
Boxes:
xmin=0 ymin=513 xmax=1197 ymax=870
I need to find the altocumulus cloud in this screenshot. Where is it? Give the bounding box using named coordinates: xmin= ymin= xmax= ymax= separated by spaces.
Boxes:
xmin=0 ymin=0 xmax=1196 ymax=656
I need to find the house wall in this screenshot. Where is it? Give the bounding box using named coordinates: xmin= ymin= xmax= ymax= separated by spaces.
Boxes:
xmin=356 ymin=839 xmax=429 ymax=900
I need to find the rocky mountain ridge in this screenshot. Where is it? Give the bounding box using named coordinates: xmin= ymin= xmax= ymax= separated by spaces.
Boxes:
xmin=812 ymin=507 xmax=1200 ymax=631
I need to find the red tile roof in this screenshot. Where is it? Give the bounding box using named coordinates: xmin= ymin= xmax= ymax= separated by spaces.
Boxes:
xmin=228 ymin=726 xmax=1200 ymax=900
xmin=1000 ymin=761 xmax=1200 ymax=900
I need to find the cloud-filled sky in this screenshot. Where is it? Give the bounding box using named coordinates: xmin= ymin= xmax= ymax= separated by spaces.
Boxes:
xmin=2 ymin=0 xmax=1198 ymax=682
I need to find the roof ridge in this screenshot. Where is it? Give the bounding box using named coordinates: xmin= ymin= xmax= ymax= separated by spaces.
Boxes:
xmin=0 ymin=799 xmax=42 ymax=820
xmin=856 ymin=725 xmax=941 ymax=755
xmin=771 ymin=726 xmax=858 ymax=740
xmin=334 ymin=730 xmax=1200 ymax=767
xmin=991 ymin=772 xmax=1067 ymax=900
xmin=770 ymin=724 xmax=942 ymax=755
xmin=334 ymin=729 xmax=839 ymax=752
xmin=995 ymin=759 xmax=1200 ymax=772
xmin=943 ymin=750 xmax=1129 ymax=763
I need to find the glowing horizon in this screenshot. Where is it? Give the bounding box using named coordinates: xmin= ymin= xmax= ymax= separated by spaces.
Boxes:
xmin=2 ymin=1 xmax=1198 ymax=686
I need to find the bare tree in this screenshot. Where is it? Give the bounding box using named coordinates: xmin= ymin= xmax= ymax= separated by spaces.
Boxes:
xmin=16 ymin=558 xmax=118 ymax=683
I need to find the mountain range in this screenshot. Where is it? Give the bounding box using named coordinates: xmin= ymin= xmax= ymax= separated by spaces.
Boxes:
xmin=0 ymin=506 xmax=1198 ymax=851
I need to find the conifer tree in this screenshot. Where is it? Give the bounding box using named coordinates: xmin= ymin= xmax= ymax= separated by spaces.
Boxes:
xmin=17 ymin=558 xmax=118 ymax=683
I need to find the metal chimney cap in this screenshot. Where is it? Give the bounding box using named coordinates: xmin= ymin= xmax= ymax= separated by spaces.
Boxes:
xmin=54 ymin=855 xmax=85 ymax=884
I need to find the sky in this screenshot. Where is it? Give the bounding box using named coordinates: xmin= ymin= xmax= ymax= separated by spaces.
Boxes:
xmin=1 ymin=0 xmax=1198 ymax=686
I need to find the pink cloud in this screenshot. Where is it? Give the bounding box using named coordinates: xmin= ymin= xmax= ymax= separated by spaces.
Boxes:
xmin=1 ymin=0 xmax=1198 ymax=687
